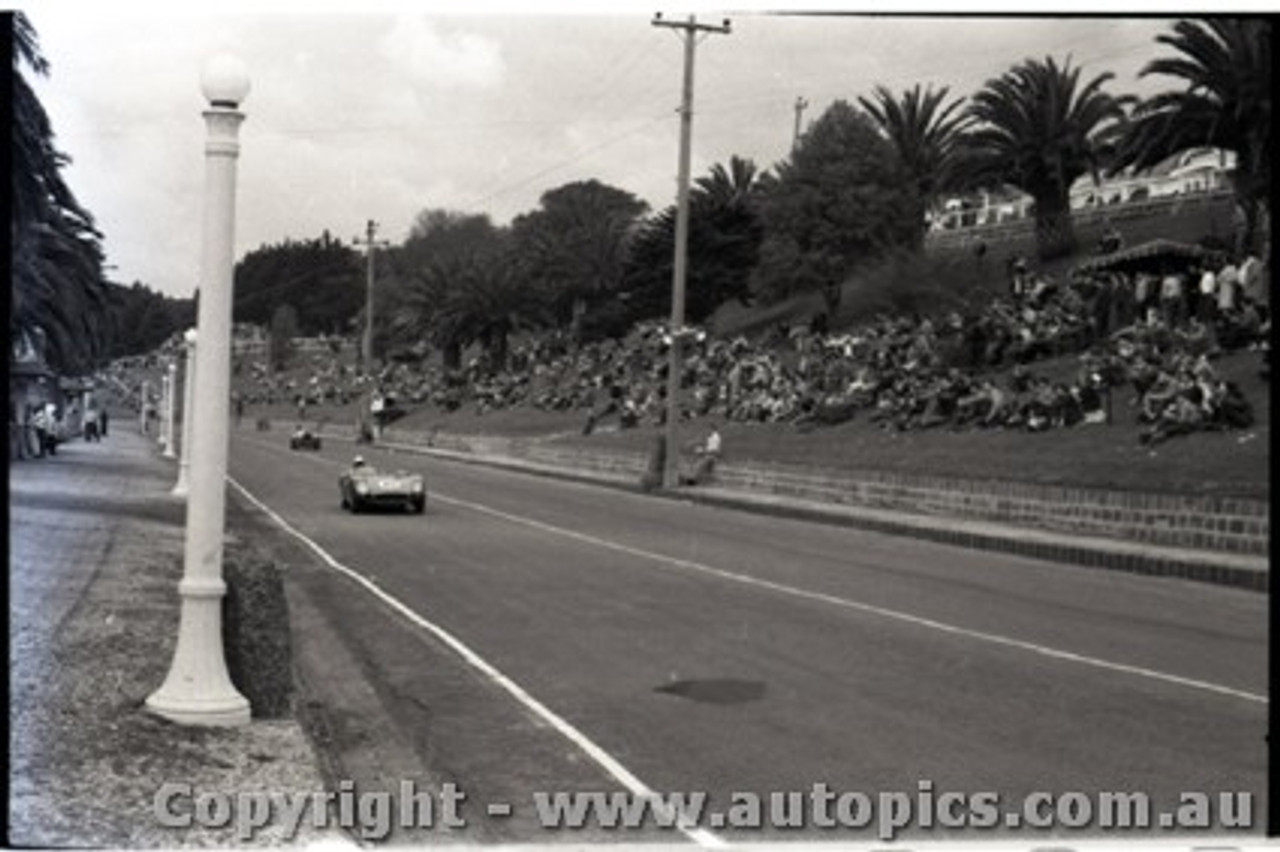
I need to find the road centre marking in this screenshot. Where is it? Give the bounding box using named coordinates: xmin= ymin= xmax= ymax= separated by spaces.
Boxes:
xmin=228 ymin=475 xmax=726 ymax=849
xmin=235 ymin=438 xmax=1267 ymax=707
xmin=424 ymin=493 xmax=1267 ymax=707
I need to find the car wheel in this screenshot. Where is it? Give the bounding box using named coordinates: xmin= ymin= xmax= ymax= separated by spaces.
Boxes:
xmin=412 ymin=497 xmax=425 ymax=515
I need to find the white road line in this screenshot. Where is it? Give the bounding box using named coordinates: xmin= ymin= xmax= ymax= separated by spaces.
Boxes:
xmin=227 ymin=476 xmax=726 ymax=849
xmin=427 ymin=492 xmax=1268 ymax=707
xmin=234 ymin=437 xmax=1267 ymax=706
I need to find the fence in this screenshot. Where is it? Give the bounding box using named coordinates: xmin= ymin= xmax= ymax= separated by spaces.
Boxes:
xmin=925 ymin=191 xmax=1235 ymax=252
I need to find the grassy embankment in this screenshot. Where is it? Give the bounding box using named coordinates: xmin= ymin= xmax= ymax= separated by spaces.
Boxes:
xmin=247 ymin=195 xmax=1268 ymax=497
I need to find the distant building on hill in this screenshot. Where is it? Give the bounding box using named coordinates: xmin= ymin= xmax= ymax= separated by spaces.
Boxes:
xmin=929 ymin=147 xmax=1236 ymax=233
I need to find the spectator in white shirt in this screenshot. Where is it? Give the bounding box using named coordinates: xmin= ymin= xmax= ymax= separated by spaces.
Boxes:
xmin=1197 ymin=264 xmax=1217 ymax=323
xmin=1239 ymin=252 xmax=1267 ymax=322
xmin=1217 ymin=260 xmax=1240 ymax=313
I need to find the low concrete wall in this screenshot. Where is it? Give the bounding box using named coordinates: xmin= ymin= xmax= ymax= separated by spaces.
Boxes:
xmin=712 ymin=462 xmax=1268 ymax=557
xmin=305 ymin=421 xmax=1268 ymax=558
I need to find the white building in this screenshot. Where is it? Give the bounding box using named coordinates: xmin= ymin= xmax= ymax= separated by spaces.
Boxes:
xmin=929 ymin=147 xmax=1236 ymax=232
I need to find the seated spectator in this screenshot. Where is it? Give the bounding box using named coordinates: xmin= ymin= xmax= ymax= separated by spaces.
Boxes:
xmin=1208 ymin=380 xmax=1253 ymax=430
xmin=681 ymin=423 xmax=722 ymax=486
xmin=1140 ymin=392 xmax=1206 ymax=446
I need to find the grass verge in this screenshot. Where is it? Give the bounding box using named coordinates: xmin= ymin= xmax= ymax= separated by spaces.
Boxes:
xmin=9 ymin=515 xmax=327 ymax=847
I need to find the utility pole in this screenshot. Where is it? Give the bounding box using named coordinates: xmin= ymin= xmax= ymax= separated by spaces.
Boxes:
xmin=652 ymin=12 xmax=731 ymax=490
xmin=792 ymin=96 xmax=809 ymax=155
xmin=353 ymin=219 xmax=390 ymax=373
xmin=353 ymin=219 xmax=390 ymax=441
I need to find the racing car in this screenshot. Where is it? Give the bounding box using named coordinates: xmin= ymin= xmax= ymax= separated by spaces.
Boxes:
xmin=339 ymin=457 xmax=426 ymax=514
xmin=289 ymin=425 xmax=322 ymax=451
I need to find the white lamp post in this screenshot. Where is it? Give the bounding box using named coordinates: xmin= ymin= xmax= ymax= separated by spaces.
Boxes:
xmin=157 ymin=373 xmax=169 ymax=447
xmin=171 ymin=328 xmax=197 ymax=497
xmin=147 ymin=54 xmax=251 ymax=727
xmin=82 ymin=389 xmax=93 ymax=437
xmin=163 ymin=361 xmax=177 ymax=458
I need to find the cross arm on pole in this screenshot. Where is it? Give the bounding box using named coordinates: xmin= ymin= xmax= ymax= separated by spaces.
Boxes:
xmin=651 ymin=12 xmax=731 ymax=34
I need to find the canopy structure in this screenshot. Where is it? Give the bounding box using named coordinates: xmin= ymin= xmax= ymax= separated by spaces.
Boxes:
xmin=1074 ymin=238 xmax=1224 ymax=276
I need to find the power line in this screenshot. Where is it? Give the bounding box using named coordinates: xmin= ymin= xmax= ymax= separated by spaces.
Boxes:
xmin=461 ymin=112 xmax=673 ymax=213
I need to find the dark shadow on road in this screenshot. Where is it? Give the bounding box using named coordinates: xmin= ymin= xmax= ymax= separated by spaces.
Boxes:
xmin=654 ymin=678 xmax=767 ymax=706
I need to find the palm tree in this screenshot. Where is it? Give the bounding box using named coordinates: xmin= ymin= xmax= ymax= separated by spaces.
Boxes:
xmin=387 ymin=255 xmax=462 ymax=370
xmin=11 ymin=216 xmax=108 ymax=374
xmin=693 ymin=155 xmax=760 ymax=207
xmin=510 ymin=180 xmax=648 ymax=338
xmin=11 ymin=12 xmax=108 ymax=374
xmin=436 ymin=257 xmax=547 ymax=373
xmin=859 ymin=84 xmax=970 ymax=247
xmin=619 ymin=159 xmax=766 ymax=325
xmin=1111 ymin=18 xmax=1271 ymax=255
xmin=392 ymin=249 xmax=546 ymax=374
xmin=960 ymin=56 xmax=1129 ymax=261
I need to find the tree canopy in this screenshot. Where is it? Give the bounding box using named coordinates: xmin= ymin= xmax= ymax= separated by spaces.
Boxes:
xmin=1112 ymin=18 xmax=1271 ymax=254
xmin=509 ymin=179 xmax=649 ymax=333
xmin=10 ymin=12 xmax=110 ymax=375
xmin=615 ymin=156 xmax=764 ymax=331
xmin=232 ymin=231 xmax=363 ymax=336
xmin=752 ymin=100 xmax=919 ymax=311
xmin=960 ymin=56 xmax=1129 ymax=260
xmin=383 ymin=210 xmax=537 ymax=371
xmin=859 ymin=84 xmax=970 ymax=247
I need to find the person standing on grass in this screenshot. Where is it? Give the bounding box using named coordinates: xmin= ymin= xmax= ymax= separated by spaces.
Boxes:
xmin=1133 ymin=272 xmax=1155 ymax=323
xmin=29 ymin=404 xmax=47 ymax=458
xmin=1239 ymin=252 xmax=1267 ymax=325
xmin=370 ymin=389 xmax=386 ymax=441
xmin=37 ymin=403 xmax=59 ymax=456
xmin=1218 ymin=258 xmax=1240 ymax=314
xmin=84 ymin=400 xmax=99 ymax=442
xmin=1197 ymin=263 xmax=1217 ymax=323
xmin=1159 ymin=267 xmax=1186 ymax=327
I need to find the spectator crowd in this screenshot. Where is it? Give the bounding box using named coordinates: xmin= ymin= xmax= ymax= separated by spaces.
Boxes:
xmin=103 ymin=246 xmax=1269 ymax=450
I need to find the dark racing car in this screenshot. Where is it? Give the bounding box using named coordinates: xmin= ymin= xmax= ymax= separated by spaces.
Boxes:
xmin=289 ymin=426 xmax=322 ymax=451
xmin=339 ymin=456 xmax=426 ymax=514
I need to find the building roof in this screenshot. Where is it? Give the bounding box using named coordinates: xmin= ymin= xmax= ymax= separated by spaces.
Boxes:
xmin=10 ymin=360 xmax=55 ymax=380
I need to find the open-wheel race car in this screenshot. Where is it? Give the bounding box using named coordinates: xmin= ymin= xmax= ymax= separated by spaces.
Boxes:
xmin=289 ymin=426 xmax=322 ymax=450
xmin=339 ymin=457 xmax=426 ymax=514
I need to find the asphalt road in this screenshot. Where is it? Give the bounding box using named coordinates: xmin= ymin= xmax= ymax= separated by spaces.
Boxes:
xmin=228 ymin=431 xmax=1267 ymax=844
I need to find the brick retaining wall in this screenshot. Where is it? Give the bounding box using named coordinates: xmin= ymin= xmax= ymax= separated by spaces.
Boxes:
xmin=306 ymin=421 xmax=1268 ymax=558
xmin=711 ymin=462 xmax=1268 ymax=557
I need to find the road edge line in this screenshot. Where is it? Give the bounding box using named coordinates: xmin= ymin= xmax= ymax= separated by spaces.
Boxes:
xmin=227 ymin=475 xmax=727 ymax=848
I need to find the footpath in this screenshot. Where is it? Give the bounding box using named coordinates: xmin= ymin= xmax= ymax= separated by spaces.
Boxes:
xmin=8 ymin=426 xmax=333 ymax=847
xmin=311 ymin=420 xmax=1268 ymax=592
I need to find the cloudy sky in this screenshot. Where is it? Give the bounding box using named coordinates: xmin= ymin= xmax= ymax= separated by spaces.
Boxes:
xmin=18 ymin=2 xmax=1242 ymax=298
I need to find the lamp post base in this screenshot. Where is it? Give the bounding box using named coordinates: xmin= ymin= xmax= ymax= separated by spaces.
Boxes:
xmin=171 ymin=466 xmax=190 ymax=497
xmin=146 ymin=690 xmax=250 ymax=727
xmin=147 ymin=582 xmax=251 ymax=727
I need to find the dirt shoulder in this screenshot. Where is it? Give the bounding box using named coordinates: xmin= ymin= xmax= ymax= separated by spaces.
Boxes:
xmin=9 ymin=435 xmax=334 ymax=847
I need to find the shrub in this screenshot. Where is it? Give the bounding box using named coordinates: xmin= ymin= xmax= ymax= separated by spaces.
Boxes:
xmin=222 ymin=545 xmax=293 ymax=718
xmin=835 ymin=247 xmax=1004 ymax=326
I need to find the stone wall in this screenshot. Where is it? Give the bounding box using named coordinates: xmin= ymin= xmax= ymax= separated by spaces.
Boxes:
xmin=712 ymin=462 xmax=1268 ymax=557
xmin=300 ymin=421 xmax=1269 ymax=558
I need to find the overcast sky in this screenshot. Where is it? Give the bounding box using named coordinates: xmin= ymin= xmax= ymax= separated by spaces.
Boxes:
xmin=17 ymin=2 xmax=1249 ymax=298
